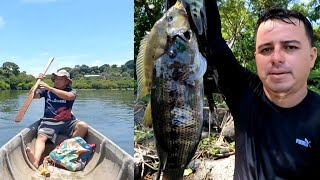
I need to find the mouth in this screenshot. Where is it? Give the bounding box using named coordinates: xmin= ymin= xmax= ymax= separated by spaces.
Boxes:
xmin=268 ymin=68 xmax=291 ymax=75
xmin=268 ymin=71 xmax=291 ymax=80
xmin=269 ymin=72 xmax=288 ymax=75
xmin=168 ymin=30 xmax=191 ymax=43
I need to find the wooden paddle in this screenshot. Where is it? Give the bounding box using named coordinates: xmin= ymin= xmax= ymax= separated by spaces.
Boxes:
xmin=15 ymin=57 xmax=54 ymax=122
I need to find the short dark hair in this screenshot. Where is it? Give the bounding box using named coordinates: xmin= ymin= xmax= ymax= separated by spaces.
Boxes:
xmin=255 ymin=7 xmax=314 ymax=46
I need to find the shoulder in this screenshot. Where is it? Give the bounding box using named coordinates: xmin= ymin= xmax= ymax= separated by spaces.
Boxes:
xmin=38 ymin=89 xmax=48 ymax=96
xmin=38 ymin=89 xmax=46 ymax=93
xmin=304 ymin=90 xmax=320 ymax=119
xmin=307 ymin=90 xmax=320 ymax=103
xmin=65 ymin=87 xmax=77 ymax=95
xmin=306 ymin=90 xmax=320 ymax=150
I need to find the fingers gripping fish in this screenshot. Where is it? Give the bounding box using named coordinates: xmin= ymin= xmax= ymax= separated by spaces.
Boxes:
xmin=167 ymin=0 xmax=207 ymax=36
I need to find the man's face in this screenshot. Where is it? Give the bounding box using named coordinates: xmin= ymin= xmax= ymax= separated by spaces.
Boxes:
xmin=53 ymin=76 xmax=69 ymax=89
xmin=254 ymin=18 xmax=317 ymax=95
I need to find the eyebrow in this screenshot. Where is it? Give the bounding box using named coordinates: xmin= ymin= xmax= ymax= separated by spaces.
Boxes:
xmin=257 ymin=43 xmax=272 ymax=51
xmin=257 ymin=40 xmax=301 ymax=50
xmin=281 ymin=40 xmax=301 ymax=45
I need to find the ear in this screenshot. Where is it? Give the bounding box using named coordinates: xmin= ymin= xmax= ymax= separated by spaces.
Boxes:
xmin=309 ymin=47 xmax=318 ymax=68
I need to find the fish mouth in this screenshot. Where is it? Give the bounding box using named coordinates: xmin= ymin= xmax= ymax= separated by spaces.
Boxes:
xmin=169 ymin=30 xmax=192 ymax=43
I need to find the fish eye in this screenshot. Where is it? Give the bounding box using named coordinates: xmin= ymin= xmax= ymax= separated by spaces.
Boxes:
xmin=168 ymin=49 xmax=177 ymax=58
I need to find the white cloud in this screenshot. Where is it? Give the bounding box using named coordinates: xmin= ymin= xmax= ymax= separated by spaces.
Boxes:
xmin=54 ymin=54 xmax=88 ymax=65
xmin=39 ymin=52 xmax=49 ymax=56
xmin=0 ymin=17 xmax=6 ymax=29
xmin=22 ymin=0 xmax=56 ymax=3
xmin=90 ymin=60 xmax=103 ymax=67
xmin=8 ymin=56 xmax=18 ymax=59
xmin=107 ymin=58 xmax=131 ymax=66
xmin=0 ymin=56 xmax=19 ymax=63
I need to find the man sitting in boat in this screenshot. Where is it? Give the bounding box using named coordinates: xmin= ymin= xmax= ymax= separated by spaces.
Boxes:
xmin=26 ymin=69 xmax=89 ymax=169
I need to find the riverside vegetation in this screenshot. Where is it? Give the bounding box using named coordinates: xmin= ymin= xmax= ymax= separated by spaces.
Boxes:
xmin=0 ymin=60 xmax=134 ymax=90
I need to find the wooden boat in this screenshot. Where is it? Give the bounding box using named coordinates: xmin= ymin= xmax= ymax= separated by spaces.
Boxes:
xmin=0 ymin=120 xmax=134 ymax=180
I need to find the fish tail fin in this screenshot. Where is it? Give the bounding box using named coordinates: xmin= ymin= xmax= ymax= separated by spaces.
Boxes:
xmin=143 ymin=102 xmax=153 ymax=128
xmin=162 ymin=168 xmax=184 ymax=180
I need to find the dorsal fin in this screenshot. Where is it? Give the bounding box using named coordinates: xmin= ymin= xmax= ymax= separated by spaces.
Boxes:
xmin=136 ymin=33 xmax=151 ymax=102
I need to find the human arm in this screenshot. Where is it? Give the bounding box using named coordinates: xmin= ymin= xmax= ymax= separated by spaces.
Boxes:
xmin=38 ymin=81 xmax=75 ymax=101
xmin=205 ymin=0 xmax=260 ymax=102
xmin=33 ymin=73 xmax=44 ymax=99
xmin=34 ymin=89 xmax=41 ymax=99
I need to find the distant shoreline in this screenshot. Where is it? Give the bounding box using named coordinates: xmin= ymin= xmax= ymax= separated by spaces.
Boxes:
xmin=7 ymin=88 xmax=134 ymax=91
xmin=76 ymin=88 xmax=134 ymax=91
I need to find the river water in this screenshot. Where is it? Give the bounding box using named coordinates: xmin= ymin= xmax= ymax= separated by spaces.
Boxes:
xmin=0 ymin=90 xmax=134 ymax=156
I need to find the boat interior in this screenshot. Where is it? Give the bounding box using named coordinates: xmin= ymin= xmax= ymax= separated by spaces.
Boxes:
xmin=0 ymin=120 xmax=134 ymax=180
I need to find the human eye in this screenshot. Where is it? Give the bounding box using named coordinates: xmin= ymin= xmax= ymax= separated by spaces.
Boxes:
xmin=260 ymin=47 xmax=272 ymax=54
xmin=285 ymin=45 xmax=298 ymax=50
xmin=261 ymin=48 xmax=271 ymax=52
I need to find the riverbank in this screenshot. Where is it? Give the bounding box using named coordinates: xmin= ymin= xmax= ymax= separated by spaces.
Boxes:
xmin=134 ymin=128 xmax=235 ymax=180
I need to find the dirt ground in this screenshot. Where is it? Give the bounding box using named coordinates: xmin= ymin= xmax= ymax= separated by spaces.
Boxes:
xmin=134 ymin=143 xmax=235 ymax=180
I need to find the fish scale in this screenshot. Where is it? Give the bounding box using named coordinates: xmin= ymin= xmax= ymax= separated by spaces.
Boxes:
xmin=151 ymin=26 xmax=206 ymax=179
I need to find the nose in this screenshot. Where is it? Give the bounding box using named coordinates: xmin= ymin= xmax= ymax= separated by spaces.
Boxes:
xmin=271 ymin=47 xmax=284 ymax=65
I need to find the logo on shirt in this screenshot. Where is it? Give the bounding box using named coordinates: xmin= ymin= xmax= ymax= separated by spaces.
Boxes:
xmin=296 ymin=138 xmax=311 ymax=148
xmin=48 ymin=99 xmax=67 ymax=103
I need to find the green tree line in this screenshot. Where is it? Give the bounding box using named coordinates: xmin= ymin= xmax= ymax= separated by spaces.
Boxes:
xmin=0 ymin=60 xmax=135 ymax=90
xmin=134 ymin=0 xmax=320 ymax=93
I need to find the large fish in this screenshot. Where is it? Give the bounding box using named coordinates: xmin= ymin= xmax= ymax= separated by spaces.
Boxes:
xmin=136 ymin=1 xmax=190 ymax=128
xmin=167 ymin=0 xmax=221 ymax=123
xmin=151 ymin=14 xmax=207 ymax=180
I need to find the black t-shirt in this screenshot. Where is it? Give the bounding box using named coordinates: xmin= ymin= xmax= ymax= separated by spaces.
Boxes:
xmin=209 ymin=38 xmax=320 ymax=180
xmin=39 ymin=88 xmax=76 ymax=120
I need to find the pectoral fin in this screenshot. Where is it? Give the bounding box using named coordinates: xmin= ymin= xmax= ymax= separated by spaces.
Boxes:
xmin=143 ymin=102 xmax=153 ymax=128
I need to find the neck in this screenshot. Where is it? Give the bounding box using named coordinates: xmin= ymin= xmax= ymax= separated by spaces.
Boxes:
xmin=263 ymin=87 xmax=308 ymax=108
xmin=54 ymin=85 xmax=67 ymax=90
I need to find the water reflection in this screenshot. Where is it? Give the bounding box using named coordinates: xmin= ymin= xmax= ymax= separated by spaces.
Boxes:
xmin=0 ymin=90 xmax=22 ymax=113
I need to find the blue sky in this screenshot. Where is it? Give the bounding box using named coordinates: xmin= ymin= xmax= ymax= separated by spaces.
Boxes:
xmin=0 ymin=0 xmax=133 ymax=76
